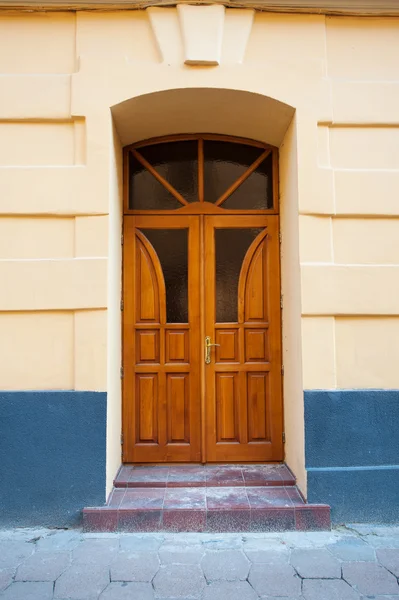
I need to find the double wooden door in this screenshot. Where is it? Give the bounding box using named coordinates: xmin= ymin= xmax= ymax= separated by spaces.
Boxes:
xmin=122 ymin=136 xmax=283 ymax=463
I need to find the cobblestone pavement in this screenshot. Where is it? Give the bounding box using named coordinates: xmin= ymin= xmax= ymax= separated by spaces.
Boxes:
xmin=0 ymin=525 xmax=398 ymax=599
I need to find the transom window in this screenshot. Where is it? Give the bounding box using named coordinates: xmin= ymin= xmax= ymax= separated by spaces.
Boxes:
xmin=124 ymin=135 xmax=278 ymax=214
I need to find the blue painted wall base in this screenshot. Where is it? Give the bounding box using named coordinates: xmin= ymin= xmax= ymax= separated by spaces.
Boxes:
xmin=305 ymin=390 xmax=399 ymax=524
xmin=0 ymin=391 xmax=106 ymax=528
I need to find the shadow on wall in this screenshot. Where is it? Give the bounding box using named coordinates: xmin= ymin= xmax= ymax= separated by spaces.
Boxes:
xmin=111 ymin=88 xmax=294 ymax=148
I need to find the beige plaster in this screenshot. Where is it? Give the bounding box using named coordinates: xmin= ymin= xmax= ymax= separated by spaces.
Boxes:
xmin=333 ymin=218 xmax=399 ymax=265
xmin=326 ymin=17 xmax=399 ymax=80
xmin=0 ymin=217 xmax=74 ymax=259
xmin=247 ymin=13 xmax=327 ymax=66
xmin=335 ymin=318 xmax=399 ymax=389
xmin=299 ymin=216 xmax=333 ymax=263
xmin=332 ymin=81 xmax=399 ymax=124
xmin=280 ymin=116 xmax=306 ymax=496
xmin=302 ymin=317 xmax=336 ymax=389
xmin=0 ymin=258 xmax=107 ymax=311
xmin=0 ymin=121 xmax=79 ymax=167
xmin=76 ymin=11 xmax=159 ymax=61
xmin=334 ymin=170 xmax=399 ymax=216
xmin=0 ymin=76 xmax=71 ymax=120
xmin=74 ymin=310 xmax=107 ymax=391
xmin=0 ymin=13 xmax=76 ymax=74
xmin=302 ymin=265 xmax=399 ymax=316
xmin=106 ymin=122 xmax=123 ymax=497
xmin=0 ymin=312 xmax=74 ymax=390
xmin=330 ymin=127 xmax=399 ymax=170
xmin=75 ymin=216 xmax=109 ymax=257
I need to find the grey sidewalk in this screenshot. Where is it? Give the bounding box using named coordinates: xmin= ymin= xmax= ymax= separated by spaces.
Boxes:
xmin=0 ymin=525 xmax=398 ymax=600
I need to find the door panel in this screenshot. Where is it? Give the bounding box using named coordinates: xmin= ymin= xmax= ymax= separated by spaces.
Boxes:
xmin=204 ymin=215 xmax=283 ymax=462
xmin=123 ymin=216 xmax=201 ymax=462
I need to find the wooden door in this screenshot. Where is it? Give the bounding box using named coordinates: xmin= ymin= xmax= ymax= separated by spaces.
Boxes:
xmin=123 ymin=135 xmax=283 ymax=463
xmin=204 ymin=216 xmax=283 ymax=461
xmin=123 ymin=216 xmax=201 ymax=462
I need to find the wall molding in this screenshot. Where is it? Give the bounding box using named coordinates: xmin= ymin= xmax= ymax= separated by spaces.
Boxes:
xmin=1 ymin=0 xmax=399 ymax=15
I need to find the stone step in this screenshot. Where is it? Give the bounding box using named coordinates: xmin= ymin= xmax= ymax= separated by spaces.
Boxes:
xmin=83 ymin=485 xmax=331 ymax=533
xmin=114 ymin=463 xmax=296 ymax=488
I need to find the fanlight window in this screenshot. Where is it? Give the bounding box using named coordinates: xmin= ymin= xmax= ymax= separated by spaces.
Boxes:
xmin=126 ymin=136 xmax=275 ymax=212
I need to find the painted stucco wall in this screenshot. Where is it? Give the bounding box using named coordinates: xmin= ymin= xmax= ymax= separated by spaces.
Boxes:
xmin=0 ymin=8 xmax=398 ymax=523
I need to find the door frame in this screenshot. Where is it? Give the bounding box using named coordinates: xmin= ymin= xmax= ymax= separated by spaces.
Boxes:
xmin=122 ymin=134 xmax=283 ymax=464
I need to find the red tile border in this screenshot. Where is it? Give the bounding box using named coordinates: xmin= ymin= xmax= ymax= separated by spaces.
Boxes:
xmin=295 ymin=505 xmax=331 ymax=531
xmin=163 ymin=509 xmax=206 ymax=532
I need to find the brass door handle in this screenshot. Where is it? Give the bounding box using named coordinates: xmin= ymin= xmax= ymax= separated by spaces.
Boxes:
xmin=205 ymin=336 xmax=220 ymax=364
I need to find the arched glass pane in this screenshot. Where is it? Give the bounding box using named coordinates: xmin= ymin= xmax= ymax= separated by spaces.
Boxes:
xmin=129 ymin=153 xmax=182 ymax=210
xmin=139 ymin=141 xmax=198 ymax=203
xmin=215 ymin=228 xmax=263 ymax=322
xmin=203 ymin=141 xmax=273 ymax=210
xmin=222 ymin=152 xmax=273 ymax=210
xmin=140 ymin=228 xmax=188 ymax=323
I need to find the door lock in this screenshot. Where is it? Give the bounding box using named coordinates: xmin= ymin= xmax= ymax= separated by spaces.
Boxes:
xmin=205 ymin=336 xmax=220 ymax=364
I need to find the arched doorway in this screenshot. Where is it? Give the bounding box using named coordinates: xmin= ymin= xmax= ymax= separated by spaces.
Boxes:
xmin=122 ymin=134 xmax=283 ymax=463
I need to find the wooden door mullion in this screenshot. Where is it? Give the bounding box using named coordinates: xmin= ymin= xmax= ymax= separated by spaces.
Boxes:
xmin=198 ymin=139 xmax=204 ymax=203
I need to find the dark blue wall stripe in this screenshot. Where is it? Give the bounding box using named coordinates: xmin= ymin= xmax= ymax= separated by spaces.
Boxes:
xmin=307 ymin=466 xmax=399 ymax=524
xmin=305 ymin=389 xmax=399 ymax=468
xmin=0 ymin=391 xmax=106 ymax=527
xmin=305 ymin=389 xmax=399 ymax=524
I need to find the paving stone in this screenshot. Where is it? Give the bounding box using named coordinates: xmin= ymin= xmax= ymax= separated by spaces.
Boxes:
xmin=261 ymin=597 xmax=304 ymax=600
xmin=153 ymin=564 xmax=206 ymax=598
xmin=327 ymin=538 xmax=376 ymax=562
xmin=0 ymin=581 xmax=54 ymax=600
xmin=202 ymin=580 xmax=258 ymax=600
xmin=16 ymin=551 xmax=70 ymax=581
xmin=0 ymin=569 xmax=14 ymax=592
xmin=303 ymin=532 xmax=341 ymax=546
xmin=99 ymin=581 xmax=154 ymax=599
xmin=281 ymin=533 xmax=315 ymax=548
xmin=244 ymin=548 xmax=290 ymax=563
xmin=302 ymin=579 xmax=361 ymax=600
xmin=368 ymin=596 xmax=399 ymax=600
xmin=290 ymin=548 xmax=341 ymax=578
xmin=365 ymin=536 xmax=399 ymax=549
xmin=347 ymin=524 xmax=399 ymax=537
xmin=201 ymin=536 xmax=243 ymax=550
xmin=120 ymin=535 xmax=164 ymax=552
xmin=36 ymin=530 xmax=81 ymax=553
xmin=0 ymin=541 xmax=34 ymax=569
xmin=249 ymin=563 xmax=302 ymax=597
xmin=376 ymin=548 xmax=399 ymax=576
xmin=54 ymin=564 xmax=110 ymax=600
xmin=72 ymin=539 xmax=119 ymax=565
xmin=342 ymin=561 xmax=399 ymax=596
xmin=159 ymin=544 xmax=204 ymax=565
xmin=111 ymin=552 xmax=160 ymax=582
xmin=243 ymin=536 xmax=285 ymax=549
xmin=201 ymin=550 xmax=250 ymax=581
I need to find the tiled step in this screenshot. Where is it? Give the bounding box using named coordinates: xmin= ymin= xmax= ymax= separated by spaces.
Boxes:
xmin=114 ymin=464 xmax=296 ymax=488
xmin=83 ymin=484 xmax=331 ymax=533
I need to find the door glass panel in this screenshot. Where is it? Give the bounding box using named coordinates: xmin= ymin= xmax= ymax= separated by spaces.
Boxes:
xmin=130 ymin=141 xmax=198 ymax=209
xmin=204 ymin=141 xmax=272 ymax=209
xmin=140 ymin=229 xmax=188 ymax=323
xmin=215 ymin=228 xmax=263 ymax=322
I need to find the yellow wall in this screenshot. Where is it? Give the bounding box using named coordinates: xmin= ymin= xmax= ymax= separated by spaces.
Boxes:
xmin=1 ymin=8 xmax=399 ymax=496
